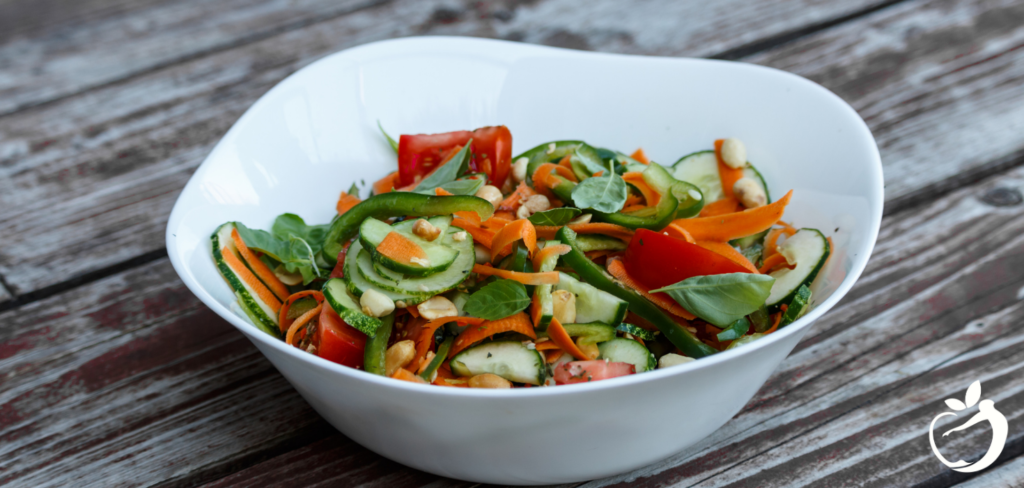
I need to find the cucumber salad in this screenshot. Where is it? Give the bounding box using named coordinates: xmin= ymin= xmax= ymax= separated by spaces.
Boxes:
xmin=212 ymin=126 xmax=831 ymax=388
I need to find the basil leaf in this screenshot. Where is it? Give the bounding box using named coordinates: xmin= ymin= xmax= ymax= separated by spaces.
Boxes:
xmin=347 ymin=182 xmax=359 ymax=197
xmin=716 ymin=317 xmax=751 ymax=342
xmin=571 ymin=173 xmax=628 ymax=213
xmin=235 ymin=222 xmax=324 ymax=285
xmin=272 ymin=213 xmax=329 ymax=255
xmin=651 ymin=273 xmax=775 ymax=327
xmin=378 ymin=120 xmax=398 ymax=153
xmin=463 ymin=279 xmax=531 ymax=320
xmin=415 ymin=177 xmax=484 ymax=196
xmin=414 ymin=141 xmax=473 ymax=193
xmin=528 ymin=208 xmax=582 ymax=226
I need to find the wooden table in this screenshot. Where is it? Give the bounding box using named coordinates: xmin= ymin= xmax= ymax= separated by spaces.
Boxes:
xmin=2 ymin=0 xmax=1023 ymax=486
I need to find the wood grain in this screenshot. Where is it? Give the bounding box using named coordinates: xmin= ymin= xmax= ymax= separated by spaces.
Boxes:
xmin=580 ymin=168 xmax=1024 ymax=487
xmin=956 ymin=454 xmax=1024 ymax=488
xmin=747 ymin=0 xmax=1024 ymax=211
xmin=0 ymin=0 xmax=888 ymax=296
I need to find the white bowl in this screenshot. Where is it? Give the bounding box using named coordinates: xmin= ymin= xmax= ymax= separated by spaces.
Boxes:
xmin=166 ymin=37 xmax=883 ymax=484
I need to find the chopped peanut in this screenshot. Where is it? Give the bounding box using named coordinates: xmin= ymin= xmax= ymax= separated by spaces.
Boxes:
xmin=416 ymin=296 xmax=458 ymax=320
xmin=733 ymin=178 xmax=767 ymax=208
xmin=551 ymin=289 xmax=576 ymax=324
xmin=360 ymin=289 xmax=395 ymax=318
xmin=720 ymin=138 xmax=747 ymax=169
xmin=475 ymin=185 xmax=504 ymax=208
xmin=385 ymin=340 xmax=416 ymax=377
xmin=412 ymin=219 xmax=441 ymax=241
xmin=468 ymin=373 xmax=512 ymax=389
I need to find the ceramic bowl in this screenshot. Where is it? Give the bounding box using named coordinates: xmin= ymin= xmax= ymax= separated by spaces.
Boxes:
xmin=166 ymin=37 xmax=883 ymax=484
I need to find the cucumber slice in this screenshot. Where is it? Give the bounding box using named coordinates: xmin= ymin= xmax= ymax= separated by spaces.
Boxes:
xmin=598 ymin=338 xmax=656 ymax=373
xmin=211 ymin=223 xmax=280 ymax=337
xmin=615 ymin=323 xmax=656 ymax=341
xmin=531 ymin=240 xmax=562 ymax=329
xmin=555 ymin=272 xmax=628 ymax=325
xmin=561 ymin=323 xmax=616 ymax=345
xmin=672 ymin=150 xmax=770 ymax=204
xmin=356 ymin=226 xmax=474 ymax=296
xmin=359 ymin=217 xmax=458 ymax=276
xmin=342 ymin=239 xmax=427 ymax=306
xmin=575 ymin=234 xmax=627 ymax=253
xmin=779 ymin=285 xmax=812 ymax=327
xmin=450 ymin=341 xmax=546 ymax=385
xmin=322 ymin=278 xmax=383 ymax=336
xmin=766 ymin=229 xmax=830 ymax=309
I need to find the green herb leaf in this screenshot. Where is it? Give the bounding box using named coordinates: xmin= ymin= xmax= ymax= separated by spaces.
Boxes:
xmin=235 ymin=221 xmax=326 ymax=285
xmin=271 ymin=214 xmax=330 ymax=254
xmin=571 ymin=173 xmax=628 ymax=213
xmin=414 ymin=141 xmax=472 ymax=193
xmin=378 ymin=120 xmax=398 ymax=153
xmin=528 ymin=208 xmax=582 ymax=226
xmin=716 ymin=317 xmax=751 ymax=342
xmin=347 ymin=182 xmax=359 ymax=197
xmin=651 ymin=273 xmax=776 ymax=327
xmin=463 ymin=279 xmax=531 ymax=320
xmin=414 ymin=177 xmax=484 ymax=196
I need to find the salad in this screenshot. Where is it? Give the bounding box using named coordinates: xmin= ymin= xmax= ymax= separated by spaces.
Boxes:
xmin=212 ymin=125 xmax=831 ymax=388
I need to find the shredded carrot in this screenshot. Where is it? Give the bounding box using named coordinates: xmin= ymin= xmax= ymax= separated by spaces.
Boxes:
xmin=620 ymin=204 xmax=648 ymax=213
xmin=535 ymin=341 xmax=562 ymax=351
xmin=481 ymin=214 xmax=514 ymax=231
xmin=413 ymin=316 xmax=485 ymax=372
xmin=534 ymin=223 xmax=635 ymax=242
xmin=585 ymin=250 xmax=615 ymax=260
xmin=664 ymin=222 xmax=696 ymax=243
xmin=758 ymin=252 xmax=793 ymax=274
xmin=593 ymin=170 xmax=604 ymax=177
xmin=530 ymin=292 xmax=544 ymax=326
xmin=532 ymin=162 xmax=578 ymax=193
xmin=606 ymin=258 xmax=696 ymax=320
xmin=432 ymin=365 xmax=468 ymax=387
xmin=715 ymin=139 xmax=745 ymax=200
xmin=230 ymin=228 xmax=289 ymax=302
xmin=336 ymin=191 xmax=362 ymax=216
xmin=764 ymin=224 xmax=798 ymax=258
xmin=435 ymin=187 xmax=454 ymax=196
xmin=558 ymin=154 xmax=573 ymax=170
xmin=622 ymin=172 xmax=660 ymax=207
xmin=696 ymin=240 xmax=759 ymax=273
xmin=375 ymin=231 xmax=428 ymax=267
xmin=532 ymin=244 xmax=571 ymax=270
xmin=545 ymin=349 xmax=566 ymax=363
xmin=472 ymin=264 xmax=559 ymax=285
xmin=699 ymin=197 xmax=743 ymax=217
xmin=278 ymin=290 xmax=325 ymax=332
xmin=221 ymin=246 xmax=282 ymax=313
xmin=547 ymin=317 xmax=592 ymax=360
xmin=453 ymin=220 xmax=494 ymax=248
xmin=764 ymin=312 xmax=783 ymax=334
xmin=672 ymin=190 xmax=792 ymax=242
xmin=451 ymin=312 xmax=536 ymax=356
xmin=286 ymin=303 xmax=323 ymax=346
xmin=623 ymin=194 xmax=644 ymax=208
xmin=630 ymin=148 xmax=650 ymax=164
xmin=391 ymin=367 xmax=428 ymax=383
xmin=498 ymin=181 xmax=537 ymax=212
xmin=490 ymin=219 xmax=538 ymax=262
xmin=372 ymin=171 xmax=400 ymax=195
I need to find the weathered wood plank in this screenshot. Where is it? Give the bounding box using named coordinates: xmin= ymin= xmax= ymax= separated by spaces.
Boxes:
xmin=0 ymin=0 xmax=888 ymax=296
xmin=0 ymin=0 xmax=890 ymax=117
xmin=580 ymin=166 xmax=1024 ymax=487
xmin=0 ymin=0 xmax=383 ymax=117
xmin=747 ymin=0 xmax=1024 ymax=211
xmin=955 ymin=454 xmax=1024 ymax=488
xmin=1 ymin=167 xmax=1020 ymax=487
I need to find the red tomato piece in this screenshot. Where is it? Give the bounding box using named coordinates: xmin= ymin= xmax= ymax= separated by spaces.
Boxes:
xmin=316 ymin=305 xmax=366 ymax=369
xmin=397 ymin=126 xmax=512 ymax=188
xmin=553 ymin=360 xmax=635 ymax=385
xmin=623 ymin=228 xmax=751 ymax=291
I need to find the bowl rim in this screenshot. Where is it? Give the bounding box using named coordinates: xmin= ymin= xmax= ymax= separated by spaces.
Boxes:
xmin=166 ymin=36 xmax=884 ymax=397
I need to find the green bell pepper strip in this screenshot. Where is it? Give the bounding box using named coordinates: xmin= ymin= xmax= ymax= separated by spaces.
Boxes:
xmin=515 ymin=140 xmax=583 ymax=185
xmin=420 ymin=335 xmax=453 ymax=381
xmin=556 ymin=226 xmax=717 ymax=358
xmin=363 ymin=313 xmax=395 ymax=375
xmin=321 ymin=193 xmax=494 ymax=265
xmin=716 ymin=317 xmax=751 ymax=342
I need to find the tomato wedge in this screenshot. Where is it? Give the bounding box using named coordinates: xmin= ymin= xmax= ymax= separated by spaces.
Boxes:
xmin=622 ymin=228 xmax=751 ymax=291
xmin=553 ymin=360 xmax=635 ymax=385
xmin=397 ymin=126 xmax=512 ymax=188
xmin=316 ymin=305 xmax=366 ymax=368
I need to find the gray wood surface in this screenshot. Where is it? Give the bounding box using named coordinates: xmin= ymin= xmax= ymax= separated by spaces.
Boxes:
xmin=1 ymin=0 xmax=1022 ymax=486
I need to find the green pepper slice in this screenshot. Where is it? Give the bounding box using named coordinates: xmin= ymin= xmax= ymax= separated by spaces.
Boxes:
xmin=556 ymin=226 xmax=717 ymax=358
xmin=515 ymin=140 xmax=583 ymax=185
xmin=363 ymin=313 xmax=395 ymax=375
xmin=321 ymin=192 xmax=493 ymax=265
xmin=419 ymin=335 xmax=453 ymax=381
